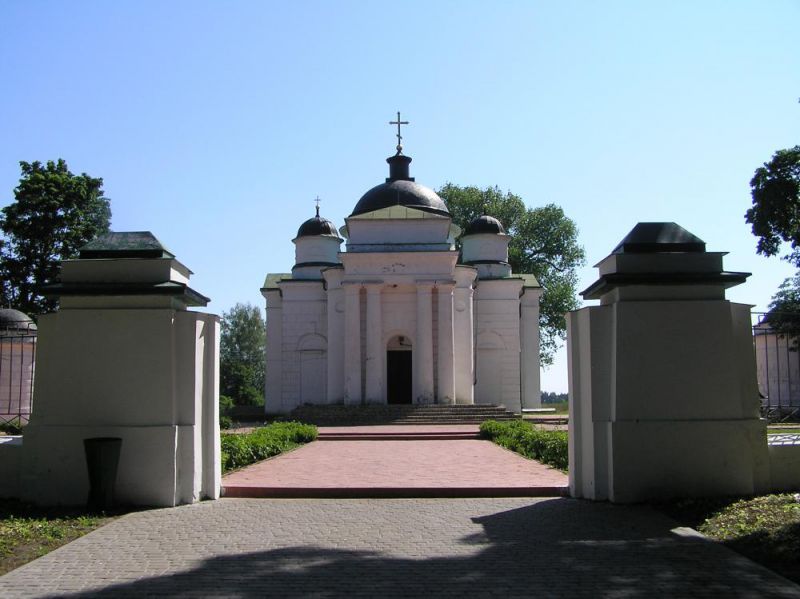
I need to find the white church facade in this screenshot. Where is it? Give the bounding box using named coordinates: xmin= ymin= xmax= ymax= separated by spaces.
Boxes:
xmin=261 ymin=148 xmax=542 ymax=414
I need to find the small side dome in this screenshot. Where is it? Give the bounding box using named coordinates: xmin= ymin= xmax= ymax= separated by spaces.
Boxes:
xmin=0 ymin=308 xmax=37 ymax=332
xmin=463 ymin=215 xmax=506 ymax=236
xmin=296 ymin=215 xmax=340 ymax=239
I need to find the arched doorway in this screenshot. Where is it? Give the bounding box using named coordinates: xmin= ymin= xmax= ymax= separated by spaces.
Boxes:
xmin=386 ymin=335 xmax=412 ymax=404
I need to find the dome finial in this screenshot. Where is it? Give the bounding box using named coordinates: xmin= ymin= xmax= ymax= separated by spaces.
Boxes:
xmin=389 ymin=111 xmax=409 ymax=155
xmin=314 ymin=195 xmax=321 ymax=217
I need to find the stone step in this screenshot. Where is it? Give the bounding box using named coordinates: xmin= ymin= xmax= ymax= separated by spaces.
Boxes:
xmin=318 ymin=431 xmax=481 ymax=441
xmin=286 ymin=404 xmax=520 ymax=426
xmin=394 ymin=414 xmax=519 ymax=422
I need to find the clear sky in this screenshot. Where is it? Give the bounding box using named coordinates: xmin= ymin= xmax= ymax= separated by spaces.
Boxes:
xmin=1 ymin=1 xmax=798 ymax=392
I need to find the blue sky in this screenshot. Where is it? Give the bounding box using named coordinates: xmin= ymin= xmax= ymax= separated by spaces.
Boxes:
xmin=1 ymin=1 xmax=798 ymax=392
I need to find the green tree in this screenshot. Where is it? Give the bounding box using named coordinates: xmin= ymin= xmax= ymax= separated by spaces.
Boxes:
xmin=745 ymin=145 xmax=800 ymax=344
xmin=764 ymin=272 xmax=800 ymax=347
xmin=0 ymin=159 xmax=111 ymax=315
xmin=438 ymin=184 xmax=586 ymax=366
xmin=221 ymin=302 xmax=266 ymax=406
xmin=745 ymin=145 xmax=800 ymax=265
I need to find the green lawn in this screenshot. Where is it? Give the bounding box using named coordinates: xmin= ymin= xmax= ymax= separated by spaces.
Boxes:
xmin=543 ymin=401 xmax=569 ymax=414
xmin=0 ymin=500 xmax=117 ymax=575
xmin=768 ymin=427 xmax=800 ymax=435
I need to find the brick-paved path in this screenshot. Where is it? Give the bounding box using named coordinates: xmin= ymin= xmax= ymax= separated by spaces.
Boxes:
xmin=222 ymin=435 xmax=568 ymax=497
xmin=1 ymin=498 xmax=799 ymax=598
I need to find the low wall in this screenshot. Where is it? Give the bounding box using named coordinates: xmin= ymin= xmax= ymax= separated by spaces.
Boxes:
xmin=0 ymin=437 xmax=22 ymax=498
xmin=768 ymin=443 xmax=800 ymax=492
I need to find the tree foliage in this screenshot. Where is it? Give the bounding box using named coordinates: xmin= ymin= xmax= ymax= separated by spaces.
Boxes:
xmin=764 ymin=271 xmax=800 ymax=347
xmin=0 ymin=159 xmax=111 ymax=315
xmin=745 ymin=145 xmax=800 ymax=266
xmin=221 ymin=302 xmax=266 ymax=406
xmin=438 ymin=184 xmax=586 ymax=366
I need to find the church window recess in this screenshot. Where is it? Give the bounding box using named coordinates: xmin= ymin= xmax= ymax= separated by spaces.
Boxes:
xmin=297 ymin=333 xmax=327 ymax=404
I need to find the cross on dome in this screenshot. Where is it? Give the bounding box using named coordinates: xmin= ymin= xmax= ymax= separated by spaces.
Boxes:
xmin=389 ymin=111 xmax=409 ymax=155
xmin=314 ymin=195 xmax=321 ymax=217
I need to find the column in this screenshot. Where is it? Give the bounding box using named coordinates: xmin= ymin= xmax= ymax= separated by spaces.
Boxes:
xmin=453 ymin=278 xmax=475 ymax=404
xmin=415 ymin=283 xmax=434 ymax=403
xmin=437 ymin=283 xmax=455 ymax=404
xmin=520 ymin=288 xmax=542 ymax=409
xmin=365 ymin=283 xmax=383 ymax=403
xmin=326 ymin=285 xmax=345 ymax=403
xmin=343 ymin=283 xmax=362 ymax=405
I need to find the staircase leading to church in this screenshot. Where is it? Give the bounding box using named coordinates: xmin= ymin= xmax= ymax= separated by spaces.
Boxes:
xmin=288 ymin=404 xmax=519 ymax=427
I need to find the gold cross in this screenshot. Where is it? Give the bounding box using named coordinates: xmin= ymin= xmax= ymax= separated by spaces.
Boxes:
xmin=389 ymin=111 xmax=409 ymax=154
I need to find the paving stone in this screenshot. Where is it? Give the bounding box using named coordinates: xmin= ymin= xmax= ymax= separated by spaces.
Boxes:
xmin=1 ymin=498 xmax=799 ymax=598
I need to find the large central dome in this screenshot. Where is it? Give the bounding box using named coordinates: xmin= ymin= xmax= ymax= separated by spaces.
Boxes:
xmin=350 ymin=154 xmax=450 ymax=218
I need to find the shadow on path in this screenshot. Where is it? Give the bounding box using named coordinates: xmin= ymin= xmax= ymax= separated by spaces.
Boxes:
xmin=51 ymin=499 xmax=799 ymax=598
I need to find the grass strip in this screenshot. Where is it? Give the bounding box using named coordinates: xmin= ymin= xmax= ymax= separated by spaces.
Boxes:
xmin=221 ymin=421 xmax=318 ymax=473
xmin=479 ymin=419 xmax=568 ymax=471
xmin=0 ymin=500 xmax=117 ymax=575
xmin=659 ymin=493 xmax=800 ymax=584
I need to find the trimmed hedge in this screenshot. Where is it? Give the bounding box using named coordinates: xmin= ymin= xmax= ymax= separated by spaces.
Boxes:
xmin=480 ymin=419 xmax=568 ymax=471
xmin=221 ymin=421 xmax=318 ymax=473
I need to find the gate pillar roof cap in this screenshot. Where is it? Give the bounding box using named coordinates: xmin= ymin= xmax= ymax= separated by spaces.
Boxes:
xmin=612 ymin=222 xmax=706 ymax=254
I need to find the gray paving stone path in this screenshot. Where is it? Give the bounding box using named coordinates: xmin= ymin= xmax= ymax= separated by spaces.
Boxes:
xmin=1 ymin=497 xmax=799 ymax=598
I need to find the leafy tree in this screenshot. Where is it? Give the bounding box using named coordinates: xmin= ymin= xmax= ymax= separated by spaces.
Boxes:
xmin=541 ymin=391 xmax=569 ymax=404
xmin=221 ymin=302 xmax=266 ymax=406
xmin=438 ymin=184 xmax=586 ymax=366
xmin=763 ymin=272 xmax=800 ymax=348
xmin=0 ymin=159 xmax=111 ymax=315
xmin=745 ymin=146 xmax=800 ymax=265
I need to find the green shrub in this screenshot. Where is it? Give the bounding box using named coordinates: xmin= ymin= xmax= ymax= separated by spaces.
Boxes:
xmin=0 ymin=419 xmax=24 ymax=435
xmin=479 ymin=419 xmax=568 ymax=471
xmin=220 ymin=421 xmax=317 ymax=473
xmin=219 ymin=395 xmax=235 ymax=430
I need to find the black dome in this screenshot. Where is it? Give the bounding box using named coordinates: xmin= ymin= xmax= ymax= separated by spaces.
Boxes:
xmin=464 ymin=215 xmax=506 ymax=236
xmin=0 ymin=308 xmax=36 ymax=331
xmin=296 ymin=215 xmax=340 ymax=239
xmin=351 ymin=180 xmax=450 ymax=217
xmin=350 ymin=154 xmax=450 ymax=218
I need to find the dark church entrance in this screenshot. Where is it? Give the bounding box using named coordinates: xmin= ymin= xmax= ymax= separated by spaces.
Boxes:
xmin=387 ymin=350 xmax=412 ymax=404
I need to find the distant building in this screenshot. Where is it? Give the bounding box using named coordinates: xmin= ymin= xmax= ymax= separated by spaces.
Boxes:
xmin=0 ymin=308 xmax=37 ymax=424
xmin=753 ymin=318 xmax=800 ymax=411
xmin=261 ymin=145 xmax=542 ymax=413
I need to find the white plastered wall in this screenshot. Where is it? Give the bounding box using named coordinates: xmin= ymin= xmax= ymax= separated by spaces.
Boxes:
xmin=473 ymin=278 xmax=523 ymax=413
xmin=277 ymin=281 xmax=328 ymax=413
xmin=19 ymin=308 xmax=220 ymax=507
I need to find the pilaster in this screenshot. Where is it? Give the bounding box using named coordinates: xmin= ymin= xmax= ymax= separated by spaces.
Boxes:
xmin=343 ymin=283 xmax=362 ymax=405
xmin=415 ymin=283 xmax=434 ymax=403
xmin=521 ymin=288 xmax=542 ymax=409
xmin=436 ymin=283 xmax=455 ymax=404
xmin=365 ymin=283 xmax=384 ymax=403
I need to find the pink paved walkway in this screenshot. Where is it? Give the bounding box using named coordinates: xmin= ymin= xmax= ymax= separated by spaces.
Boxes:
xmin=223 ymin=426 xmax=568 ymax=498
xmin=317 ymin=424 xmax=480 ymax=435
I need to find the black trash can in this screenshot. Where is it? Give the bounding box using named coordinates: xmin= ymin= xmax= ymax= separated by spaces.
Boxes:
xmin=83 ymin=437 xmax=122 ymax=511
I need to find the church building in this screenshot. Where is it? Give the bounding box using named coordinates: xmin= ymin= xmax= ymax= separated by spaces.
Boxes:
xmin=261 ymin=129 xmax=542 ymax=414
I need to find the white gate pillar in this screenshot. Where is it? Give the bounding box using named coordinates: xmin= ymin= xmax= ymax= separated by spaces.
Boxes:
xmin=19 ymin=232 xmax=220 ymax=507
xmin=567 ymin=223 xmax=769 ymax=503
